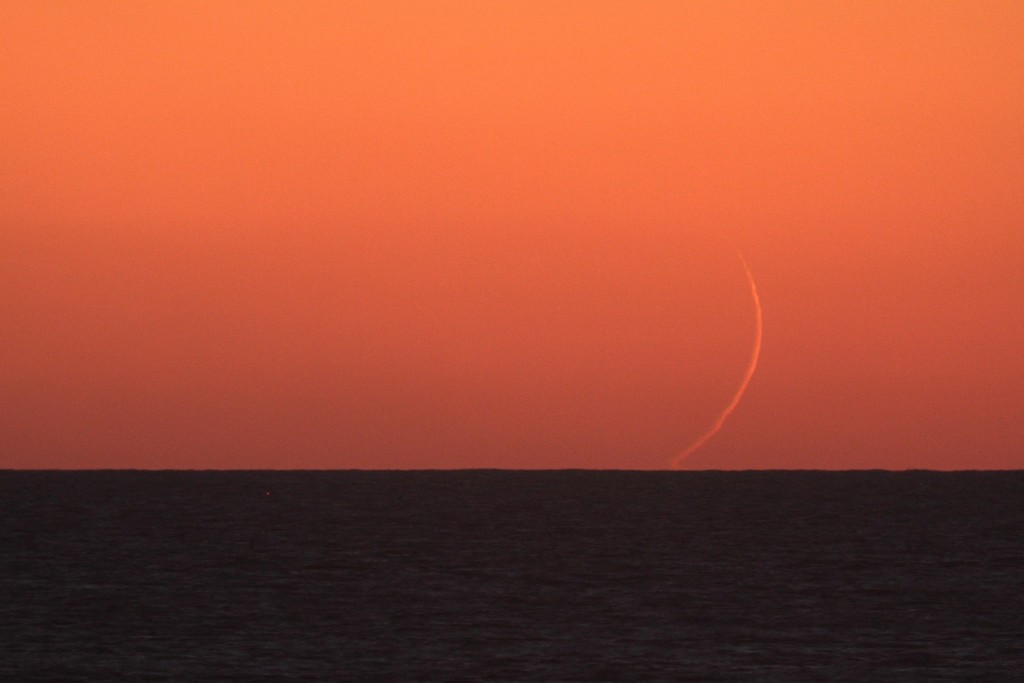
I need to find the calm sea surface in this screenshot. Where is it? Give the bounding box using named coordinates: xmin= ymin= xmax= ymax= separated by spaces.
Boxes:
xmin=2 ymin=471 xmax=1022 ymax=681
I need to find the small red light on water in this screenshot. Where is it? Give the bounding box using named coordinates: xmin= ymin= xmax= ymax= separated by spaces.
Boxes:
xmin=265 ymin=491 xmax=271 ymax=496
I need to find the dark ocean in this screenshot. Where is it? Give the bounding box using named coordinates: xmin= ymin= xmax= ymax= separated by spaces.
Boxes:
xmin=2 ymin=471 xmax=1022 ymax=681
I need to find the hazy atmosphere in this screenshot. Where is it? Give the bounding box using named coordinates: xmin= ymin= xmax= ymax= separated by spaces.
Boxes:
xmin=3 ymin=2 xmax=1022 ymax=469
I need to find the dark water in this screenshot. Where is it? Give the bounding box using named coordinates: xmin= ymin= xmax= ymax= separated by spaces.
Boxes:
xmin=2 ymin=471 xmax=1022 ymax=681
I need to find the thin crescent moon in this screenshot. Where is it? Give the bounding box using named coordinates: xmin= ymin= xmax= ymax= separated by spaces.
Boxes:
xmin=672 ymin=252 xmax=763 ymax=468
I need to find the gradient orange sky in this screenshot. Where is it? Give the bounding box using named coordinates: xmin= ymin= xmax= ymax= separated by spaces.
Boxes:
xmin=3 ymin=2 xmax=1022 ymax=469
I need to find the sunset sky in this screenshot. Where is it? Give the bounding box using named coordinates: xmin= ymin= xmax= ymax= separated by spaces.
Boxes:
xmin=3 ymin=1 xmax=1022 ymax=469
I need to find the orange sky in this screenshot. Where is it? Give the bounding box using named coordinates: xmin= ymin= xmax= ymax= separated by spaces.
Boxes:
xmin=2 ymin=1 xmax=1022 ymax=469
